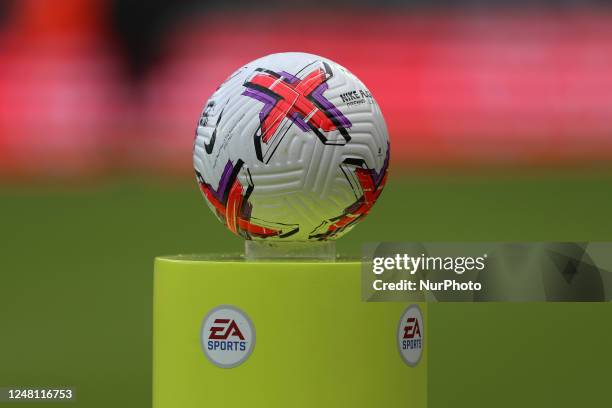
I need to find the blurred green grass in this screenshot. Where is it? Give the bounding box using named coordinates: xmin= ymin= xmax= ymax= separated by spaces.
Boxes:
xmin=1 ymin=170 xmax=611 ymax=407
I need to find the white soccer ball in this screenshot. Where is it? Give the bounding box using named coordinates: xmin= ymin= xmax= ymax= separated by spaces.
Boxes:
xmin=193 ymin=52 xmax=389 ymax=241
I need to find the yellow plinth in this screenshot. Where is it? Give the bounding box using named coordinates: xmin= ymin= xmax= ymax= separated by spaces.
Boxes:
xmin=153 ymin=256 xmax=427 ymax=408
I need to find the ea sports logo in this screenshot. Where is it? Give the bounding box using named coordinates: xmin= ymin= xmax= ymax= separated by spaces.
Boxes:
xmin=397 ymin=305 xmax=424 ymax=366
xmin=209 ymin=319 xmax=245 ymax=341
xmin=201 ymin=305 xmax=255 ymax=368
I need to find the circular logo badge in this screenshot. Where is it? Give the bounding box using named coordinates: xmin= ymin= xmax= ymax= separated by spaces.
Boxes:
xmin=397 ymin=304 xmax=424 ymax=366
xmin=201 ymin=305 xmax=255 ymax=368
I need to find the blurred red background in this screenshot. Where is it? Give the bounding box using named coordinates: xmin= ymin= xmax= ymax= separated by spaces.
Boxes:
xmin=1 ymin=0 xmax=611 ymax=178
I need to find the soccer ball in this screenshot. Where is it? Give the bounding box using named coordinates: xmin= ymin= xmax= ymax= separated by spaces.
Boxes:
xmin=193 ymin=52 xmax=389 ymax=241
